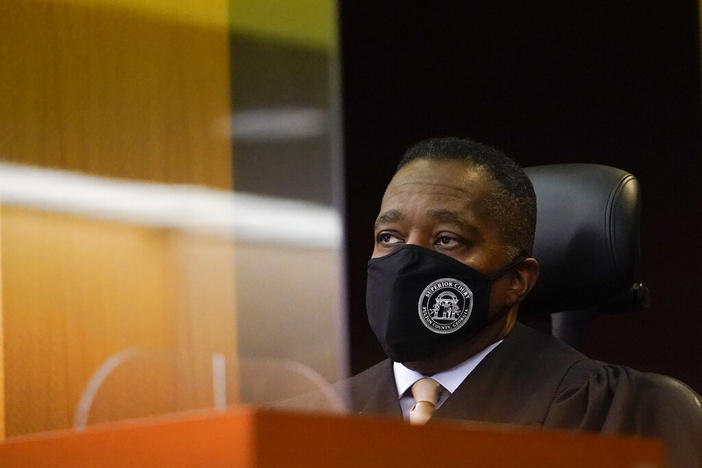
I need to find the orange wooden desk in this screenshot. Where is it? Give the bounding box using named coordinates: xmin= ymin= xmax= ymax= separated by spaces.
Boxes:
xmin=0 ymin=407 xmax=664 ymax=467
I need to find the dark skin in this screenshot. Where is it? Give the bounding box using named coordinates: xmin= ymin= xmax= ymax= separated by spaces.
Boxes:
xmin=372 ymin=158 xmax=540 ymax=375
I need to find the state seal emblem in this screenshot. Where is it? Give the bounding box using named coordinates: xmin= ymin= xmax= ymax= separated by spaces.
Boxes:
xmin=418 ymin=277 xmax=473 ymax=334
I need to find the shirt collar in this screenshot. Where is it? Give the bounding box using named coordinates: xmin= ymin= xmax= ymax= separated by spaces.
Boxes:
xmin=393 ymin=340 xmax=503 ymax=397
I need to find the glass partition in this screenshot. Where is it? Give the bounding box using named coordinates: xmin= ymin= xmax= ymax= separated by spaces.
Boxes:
xmin=0 ymin=0 xmax=344 ymax=437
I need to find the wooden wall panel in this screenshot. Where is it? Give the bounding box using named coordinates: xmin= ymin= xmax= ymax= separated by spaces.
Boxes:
xmin=1 ymin=206 xmax=238 ymax=435
xmin=2 ymin=207 xmax=175 ymax=434
xmin=0 ymin=0 xmax=232 ymax=188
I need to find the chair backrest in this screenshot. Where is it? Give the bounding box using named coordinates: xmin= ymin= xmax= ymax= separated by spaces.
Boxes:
xmin=521 ymin=164 xmax=647 ymax=348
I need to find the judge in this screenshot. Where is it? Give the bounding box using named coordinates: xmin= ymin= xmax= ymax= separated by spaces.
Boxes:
xmin=346 ymin=137 xmax=702 ymax=468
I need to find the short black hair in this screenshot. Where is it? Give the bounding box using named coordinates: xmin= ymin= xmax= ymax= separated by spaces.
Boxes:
xmin=397 ymin=137 xmax=536 ymax=256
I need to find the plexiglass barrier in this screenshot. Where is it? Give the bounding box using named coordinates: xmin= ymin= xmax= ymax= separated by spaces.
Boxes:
xmin=0 ymin=164 xmax=347 ymax=435
xmin=0 ymin=0 xmax=343 ymax=437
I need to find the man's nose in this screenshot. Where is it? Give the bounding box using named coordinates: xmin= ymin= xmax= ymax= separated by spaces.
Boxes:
xmin=405 ymin=232 xmax=432 ymax=249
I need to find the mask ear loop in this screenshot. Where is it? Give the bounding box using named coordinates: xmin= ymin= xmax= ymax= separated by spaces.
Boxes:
xmin=487 ymin=256 xmax=528 ymax=281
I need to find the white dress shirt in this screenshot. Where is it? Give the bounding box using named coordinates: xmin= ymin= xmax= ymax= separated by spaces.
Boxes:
xmin=393 ymin=340 xmax=503 ymax=419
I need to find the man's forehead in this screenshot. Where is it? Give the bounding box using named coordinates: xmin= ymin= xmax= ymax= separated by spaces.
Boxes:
xmin=382 ymin=159 xmax=493 ymax=205
xmin=392 ymin=158 xmax=488 ymax=183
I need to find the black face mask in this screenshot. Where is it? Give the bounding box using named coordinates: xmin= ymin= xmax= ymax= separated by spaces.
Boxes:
xmin=366 ymin=244 xmax=523 ymax=363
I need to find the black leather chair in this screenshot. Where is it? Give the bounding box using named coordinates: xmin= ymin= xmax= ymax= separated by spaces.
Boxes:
xmin=520 ymin=164 xmax=702 ymax=468
xmin=520 ymin=164 xmax=650 ymax=349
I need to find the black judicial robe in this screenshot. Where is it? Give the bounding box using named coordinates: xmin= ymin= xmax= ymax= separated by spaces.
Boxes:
xmin=342 ymin=324 xmax=702 ymax=468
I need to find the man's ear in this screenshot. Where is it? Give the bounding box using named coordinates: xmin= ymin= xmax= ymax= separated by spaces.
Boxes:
xmin=504 ymin=258 xmax=539 ymax=307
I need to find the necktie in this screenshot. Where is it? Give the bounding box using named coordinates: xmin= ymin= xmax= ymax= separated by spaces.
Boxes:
xmin=409 ymin=377 xmax=441 ymax=425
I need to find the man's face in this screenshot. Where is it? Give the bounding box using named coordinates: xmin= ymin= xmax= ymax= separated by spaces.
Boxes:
xmin=372 ymin=158 xmax=515 ymax=317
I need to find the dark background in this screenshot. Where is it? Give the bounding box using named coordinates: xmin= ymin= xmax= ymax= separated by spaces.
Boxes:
xmin=339 ymin=1 xmax=702 ymax=393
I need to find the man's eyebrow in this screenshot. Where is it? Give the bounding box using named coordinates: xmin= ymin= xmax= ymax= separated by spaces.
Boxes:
xmin=427 ymin=209 xmax=474 ymax=233
xmin=374 ymin=209 xmax=404 ymax=229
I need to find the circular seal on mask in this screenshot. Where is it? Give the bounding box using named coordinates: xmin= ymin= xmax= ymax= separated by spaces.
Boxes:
xmin=418 ymin=278 xmax=473 ymax=334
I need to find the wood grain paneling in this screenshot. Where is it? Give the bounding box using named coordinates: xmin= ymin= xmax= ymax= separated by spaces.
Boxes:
xmin=1 ymin=206 xmax=238 ymax=435
xmin=0 ymin=0 xmax=232 ymax=188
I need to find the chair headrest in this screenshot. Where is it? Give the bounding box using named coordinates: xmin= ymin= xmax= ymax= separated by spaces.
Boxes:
xmin=521 ymin=164 xmax=642 ymax=315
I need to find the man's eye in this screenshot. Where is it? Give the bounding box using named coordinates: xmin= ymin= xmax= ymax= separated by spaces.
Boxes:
xmin=435 ymin=235 xmax=461 ymax=248
xmin=377 ymin=232 xmax=403 ymax=244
